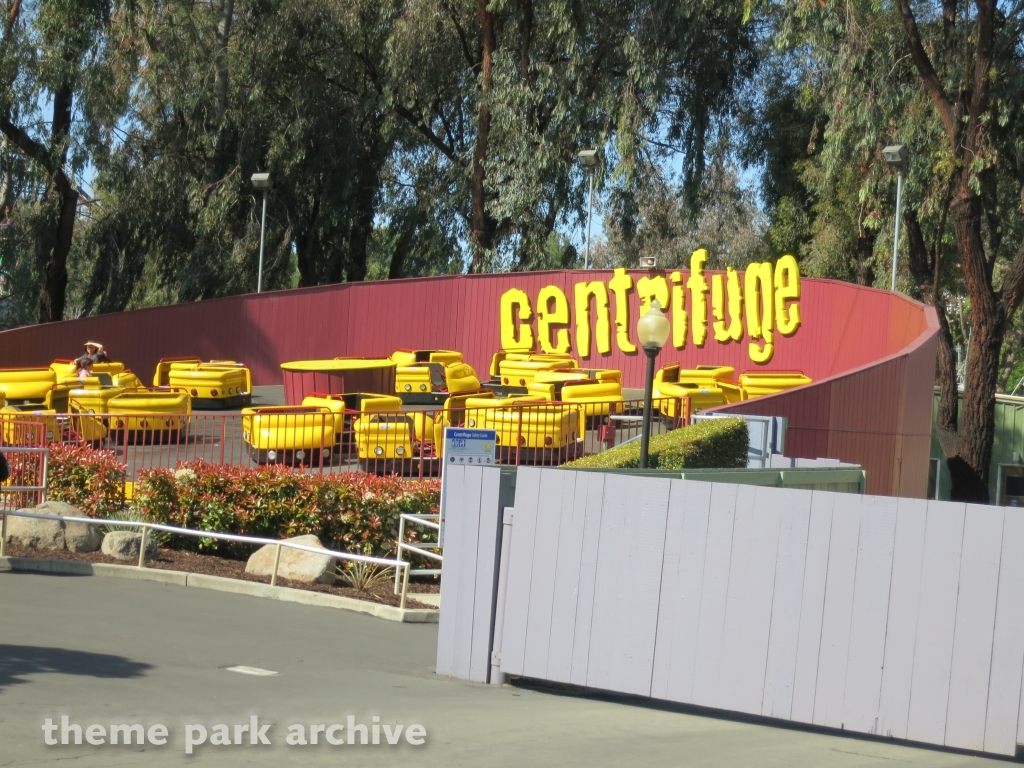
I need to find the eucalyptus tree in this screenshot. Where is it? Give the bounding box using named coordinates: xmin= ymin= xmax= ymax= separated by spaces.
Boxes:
xmin=777 ymin=0 xmax=1024 ymax=501
xmin=74 ymin=0 xmax=397 ymax=311
xmin=0 ymin=0 xmax=123 ymax=322
xmin=376 ymin=0 xmax=755 ymax=272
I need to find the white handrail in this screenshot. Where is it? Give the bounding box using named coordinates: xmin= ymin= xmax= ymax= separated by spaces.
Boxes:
xmin=395 ymin=512 xmax=442 ymax=594
xmin=0 ymin=507 xmax=415 ymax=609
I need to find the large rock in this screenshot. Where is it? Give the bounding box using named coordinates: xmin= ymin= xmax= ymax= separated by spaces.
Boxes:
xmin=3 ymin=501 xmax=101 ymax=552
xmin=246 ymin=534 xmax=336 ymax=585
xmin=5 ymin=513 xmax=64 ymax=550
xmin=102 ymin=531 xmax=158 ymax=561
xmin=38 ymin=501 xmax=102 ymax=553
xmin=64 ymin=521 xmax=103 ymax=553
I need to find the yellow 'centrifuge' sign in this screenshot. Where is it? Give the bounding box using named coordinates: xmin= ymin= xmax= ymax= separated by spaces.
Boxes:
xmin=499 ymin=250 xmax=801 ymax=364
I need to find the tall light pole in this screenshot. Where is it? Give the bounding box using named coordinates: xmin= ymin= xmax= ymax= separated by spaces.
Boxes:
xmin=881 ymin=145 xmax=909 ymax=293
xmin=578 ymin=149 xmax=597 ymax=269
xmin=251 ymin=172 xmax=272 ymax=293
xmin=636 ymin=299 xmax=671 ymax=469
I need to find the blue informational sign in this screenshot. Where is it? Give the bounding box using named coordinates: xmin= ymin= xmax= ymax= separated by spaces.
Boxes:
xmin=444 ymin=427 xmax=497 ymax=466
xmin=439 ymin=427 xmax=497 ymax=546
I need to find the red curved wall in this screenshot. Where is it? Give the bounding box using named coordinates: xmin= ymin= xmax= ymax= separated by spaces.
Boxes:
xmin=0 ymin=271 xmax=937 ymax=496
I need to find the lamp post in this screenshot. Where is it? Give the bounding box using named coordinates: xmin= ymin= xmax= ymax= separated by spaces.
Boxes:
xmin=881 ymin=145 xmax=909 ymax=293
xmin=251 ymin=172 xmax=272 ymax=293
xmin=578 ymin=149 xmax=597 ymax=269
xmin=636 ymin=299 xmax=672 ymax=469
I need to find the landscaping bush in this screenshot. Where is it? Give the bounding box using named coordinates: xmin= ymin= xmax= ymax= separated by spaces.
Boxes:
xmin=133 ymin=461 xmax=440 ymax=558
xmin=42 ymin=443 xmax=126 ymax=517
xmin=564 ymin=417 xmax=749 ymax=470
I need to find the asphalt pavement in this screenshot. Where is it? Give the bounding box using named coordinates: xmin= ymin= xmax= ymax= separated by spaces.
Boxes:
xmin=0 ymin=571 xmax=1002 ymax=767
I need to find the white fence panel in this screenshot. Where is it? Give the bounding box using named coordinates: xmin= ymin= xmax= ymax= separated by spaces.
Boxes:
xmin=842 ymin=494 xmax=898 ymax=734
xmin=876 ymin=496 xmax=928 ymax=740
xmin=569 ymin=474 xmax=606 ymax=687
xmin=905 ymin=500 xmax=966 ymax=745
xmin=431 ymin=467 xmax=1024 ymax=756
xmin=760 ymin=488 xmax=813 ymax=719
xmin=789 ymin=491 xmax=835 ymax=723
xmin=985 ymin=511 xmax=1024 ymax=754
xmin=651 ymin=480 xmax=712 ymax=702
xmin=813 ymin=492 xmax=862 ymax=729
xmin=944 ymin=504 xmax=1003 ymax=751
xmin=691 ymin=482 xmax=740 ymax=710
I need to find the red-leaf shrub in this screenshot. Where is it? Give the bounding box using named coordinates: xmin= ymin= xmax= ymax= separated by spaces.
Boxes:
xmin=38 ymin=443 xmax=126 ymax=517
xmin=134 ymin=461 xmax=440 ymax=558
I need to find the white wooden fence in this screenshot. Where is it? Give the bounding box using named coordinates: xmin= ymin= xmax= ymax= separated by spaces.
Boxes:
xmin=438 ymin=465 xmax=1024 ymax=756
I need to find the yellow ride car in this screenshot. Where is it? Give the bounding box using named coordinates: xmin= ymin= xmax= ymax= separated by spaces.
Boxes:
xmin=352 ymin=394 xmax=438 ymax=475
xmin=65 ymin=376 xmax=125 ymax=414
xmin=299 ymin=391 xmax=407 ymax=456
xmin=444 ymin=391 xmax=581 ymax=464
xmin=108 ymin=388 xmax=191 ymax=443
xmin=391 ymin=350 xmax=466 ymax=404
xmin=390 ymin=349 xmax=463 ymax=368
xmin=488 ymin=352 xmax=579 ymax=390
xmin=242 ymin=404 xmax=336 ymax=466
xmin=50 ymin=360 xmax=143 ymax=391
xmin=475 ymin=396 xmax=580 ymax=463
xmin=0 ymin=367 xmax=71 ymax=408
xmin=153 ymin=357 xmax=252 ymax=408
xmin=738 ymin=372 xmax=813 ymax=397
xmin=526 ymin=371 xmax=625 ymax=421
xmin=653 ymin=364 xmax=744 ymax=415
xmin=0 ymin=406 xmax=107 ymax=446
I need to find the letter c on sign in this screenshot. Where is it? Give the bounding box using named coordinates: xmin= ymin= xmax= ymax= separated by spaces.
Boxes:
xmin=326 ymin=725 xmax=345 ymax=745
xmin=536 ymin=285 xmax=571 ymax=354
xmin=499 ymin=288 xmax=534 ymax=352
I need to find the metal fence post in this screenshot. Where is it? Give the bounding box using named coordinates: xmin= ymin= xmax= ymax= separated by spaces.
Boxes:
xmin=0 ymin=512 xmax=6 ymax=557
xmin=400 ymin=562 xmax=410 ymax=610
xmin=138 ymin=525 xmax=149 ymax=568
xmin=40 ymin=449 xmax=48 ymax=503
xmin=489 ymin=506 xmax=515 ymax=685
xmin=394 ymin=515 xmax=406 ymax=594
xmin=270 ymin=543 xmax=282 ymax=587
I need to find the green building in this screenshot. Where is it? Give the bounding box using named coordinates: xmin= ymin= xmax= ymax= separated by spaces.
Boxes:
xmin=930 ymin=390 xmax=1024 ymax=505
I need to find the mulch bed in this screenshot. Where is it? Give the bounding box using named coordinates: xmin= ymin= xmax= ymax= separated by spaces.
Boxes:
xmin=1 ymin=542 xmax=435 ymax=610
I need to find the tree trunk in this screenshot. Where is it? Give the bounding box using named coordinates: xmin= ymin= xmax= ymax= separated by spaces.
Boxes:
xmin=938 ymin=190 xmax=1003 ymax=501
xmin=469 ymin=0 xmax=497 ymax=272
xmin=37 ymin=83 xmax=77 ymax=323
xmin=853 ymin=230 xmax=875 ymax=286
xmin=209 ymin=0 xmax=234 ymax=184
xmin=295 ymin=194 xmax=324 ymax=288
xmin=37 ymin=185 xmax=76 ymax=323
xmin=345 ymin=121 xmax=385 ymax=283
xmin=893 ymin=0 xmax=1024 ymax=503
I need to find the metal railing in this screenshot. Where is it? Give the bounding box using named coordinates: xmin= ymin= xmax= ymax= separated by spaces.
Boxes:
xmin=0 ymin=507 xmax=418 ymax=609
xmin=0 ymin=445 xmax=49 ymax=509
xmin=0 ymin=396 xmax=690 ymax=481
xmin=394 ymin=513 xmax=442 ymax=594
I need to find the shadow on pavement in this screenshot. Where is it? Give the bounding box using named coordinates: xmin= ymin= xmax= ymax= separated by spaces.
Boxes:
xmin=0 ymin=644 xmax=152 ymax=693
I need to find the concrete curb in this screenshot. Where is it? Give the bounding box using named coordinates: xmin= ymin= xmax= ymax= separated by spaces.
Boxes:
xmin=0 ymin=556 xmax=439 ymax=624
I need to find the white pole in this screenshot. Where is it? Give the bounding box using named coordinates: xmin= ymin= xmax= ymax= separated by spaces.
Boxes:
xmin=891 ymin=170 xmax=904 ymax=292
xmin=257 ymin=190 xmax=267 ymax=293
xmin=584 ymin=171 xmax=595 ymax=270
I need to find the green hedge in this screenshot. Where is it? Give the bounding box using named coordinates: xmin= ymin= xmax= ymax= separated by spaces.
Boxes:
xmin=564 ymin=417 xmax=749 ymax=470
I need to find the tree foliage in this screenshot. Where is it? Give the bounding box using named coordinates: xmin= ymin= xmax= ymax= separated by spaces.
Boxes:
xmin=766 ymin=0 xmax=1024 ymax=501
xmin=0 ymin=0 xmax=756 ymax=323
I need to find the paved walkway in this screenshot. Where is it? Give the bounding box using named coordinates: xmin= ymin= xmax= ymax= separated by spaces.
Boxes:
xmin=0 ymin=572 xmax=999 ymax=766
